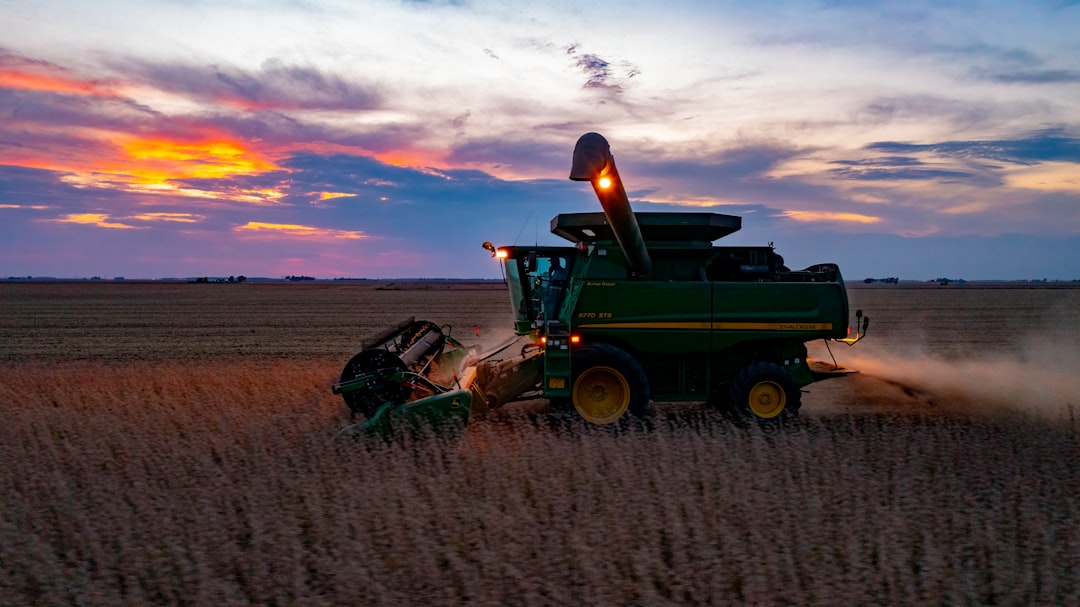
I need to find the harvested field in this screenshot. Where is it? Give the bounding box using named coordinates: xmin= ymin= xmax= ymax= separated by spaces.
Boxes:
xmin=1 ymin=282 xmax=1079 ymax=605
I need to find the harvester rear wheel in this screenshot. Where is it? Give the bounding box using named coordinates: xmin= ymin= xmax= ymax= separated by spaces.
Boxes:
xmin=729 ymin=361 xmax=800 ymax=423
xmin=339 ymin=349 xmax=408 ymax=418
xmin=571 ymin=343 xmax=650 ymax=424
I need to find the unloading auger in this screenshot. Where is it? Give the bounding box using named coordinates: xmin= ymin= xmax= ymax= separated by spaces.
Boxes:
xmin=334 ymin=132 xmax=869 ymax=439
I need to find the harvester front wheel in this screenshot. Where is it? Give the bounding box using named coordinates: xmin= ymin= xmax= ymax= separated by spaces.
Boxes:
xmin=571 ymin=343 xmax=650 ymax=424
xmin=730 ymin=361 xmax=800 ymax=423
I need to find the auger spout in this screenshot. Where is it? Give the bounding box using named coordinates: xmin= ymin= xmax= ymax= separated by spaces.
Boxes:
xmin=569 ymin=132 xmax=653 ymax=278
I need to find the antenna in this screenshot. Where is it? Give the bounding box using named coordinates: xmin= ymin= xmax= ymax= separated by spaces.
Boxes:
xmin=512 ymin=208 xmax=534 ymax=246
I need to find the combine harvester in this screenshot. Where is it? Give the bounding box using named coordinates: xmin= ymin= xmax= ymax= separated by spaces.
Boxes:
xmin=333 ymin=133 xmax=868 ymax=437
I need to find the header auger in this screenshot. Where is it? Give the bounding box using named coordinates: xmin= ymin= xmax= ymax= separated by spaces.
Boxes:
xmin=334 ymin=133 xmax=868 ymax=438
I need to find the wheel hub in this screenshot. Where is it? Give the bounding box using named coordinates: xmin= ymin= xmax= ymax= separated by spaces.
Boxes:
xmin=572 ymin=366 xmax=630 ymax=424
xmin=748 ymin=380 xmax=785 ymax=419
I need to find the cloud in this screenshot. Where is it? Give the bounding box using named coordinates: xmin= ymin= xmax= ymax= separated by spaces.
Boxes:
xmin=233 ymin=221 xmax=364 ymax=240
xmin=2 ymin=49 xmax=413 ymax=200
xmin=129 ymin=212 xmax=204 ymax=223
xmin=0 ymin=48 xmax=124 ymax=98
xmin=45 ymin=210 xmax=205 ymax=229
xmin=854 ymin=95 xmax=1000 ymax=131
xmin=313 ymin=191 xmax=355 ymax=202
xmin=624 ymin=141 xmax=823 ymax=206
xmin=827 ymin=163 xmax=976 ymax=182
xmin=932 ymin=42 xmax=1043 ymax=67
xmin=0 ymin=203 xmax=49 ymax=210
xmin=447 ymin=136 xmax=569 ymax=177
xmin=565 ymin=44 xmax=640 ymax=94
xmin=0 ymin=89 xmax=161 ymax=154
xmin=781 ymin=210 xmax=881 ymax=224
xmin=51 ymin=213 xmax=140 ymax=229
xmin=972 ymin=67 xmax=1080 ymax=84
xmin=866 ymin=127 xmax=1080 ymax=165
xmin=118 ymin=137 xmax=282 ymax=182
xmin=1003 ymin=161 xmax=1080 ymax=193
xmin=111 ymin=57 xmax=383 ymax=111
xmin=609 ymin=132 xmax=1080 ymax=244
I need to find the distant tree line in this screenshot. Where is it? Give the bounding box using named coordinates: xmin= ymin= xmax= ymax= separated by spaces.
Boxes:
xmin=191 ymin=276 xmax=247 ymax=283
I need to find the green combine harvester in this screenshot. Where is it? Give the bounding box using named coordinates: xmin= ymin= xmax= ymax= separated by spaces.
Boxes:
xmin=333 ymin=132 xmax=868 ymax=437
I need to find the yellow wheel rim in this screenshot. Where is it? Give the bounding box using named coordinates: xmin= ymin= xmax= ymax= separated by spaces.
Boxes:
xmin=572 ymin=366 xmax=630 ymax=424
xmin=748 ymin=380 xmax=786 ymax=419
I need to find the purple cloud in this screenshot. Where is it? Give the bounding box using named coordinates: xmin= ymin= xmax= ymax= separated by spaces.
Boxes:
xmin=110 ymin=57 xmax=383 ymax=111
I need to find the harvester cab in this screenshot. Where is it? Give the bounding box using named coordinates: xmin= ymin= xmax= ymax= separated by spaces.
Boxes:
xmin=488 ymin=245 xmax=577 ymax=333
xmin=334 ymin=132 xmax=869 ymax=438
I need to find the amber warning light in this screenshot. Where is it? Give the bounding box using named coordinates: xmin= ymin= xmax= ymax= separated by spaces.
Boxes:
xmin=484 ymin=241 xmax=509 ymax=259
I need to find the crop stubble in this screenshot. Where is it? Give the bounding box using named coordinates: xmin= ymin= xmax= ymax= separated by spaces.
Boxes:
xmin=1 ymin=282 xmax=1078 ymax=605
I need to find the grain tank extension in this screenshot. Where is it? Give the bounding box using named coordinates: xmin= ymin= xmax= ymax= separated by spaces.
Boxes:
xmin=333 ymin=133 xmax=868 ymax=436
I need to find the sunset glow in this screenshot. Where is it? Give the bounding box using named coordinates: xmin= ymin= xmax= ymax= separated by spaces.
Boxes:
xmin=315 ymin=192 xmax=355 ymax=202
xmin=234 ymin=222 xmax=365 ymax=240
xmin=0 ymin=204 xmax=50 ymax=210
xmin=129 ymin=213 xmax=203 ymax=223
xmin=52 ymin=213 xmax=139 ymax=229
xmin=117 ymin=138 xmax=280 ymax=183
xmin=782 ymin=210 xmax=882 ymax=225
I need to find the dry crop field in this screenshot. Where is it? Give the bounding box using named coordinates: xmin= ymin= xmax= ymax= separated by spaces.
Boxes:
xmin=1 ymin=281 xmax=1079 ymax=606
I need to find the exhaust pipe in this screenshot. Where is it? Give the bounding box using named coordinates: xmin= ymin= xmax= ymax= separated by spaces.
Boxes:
xmin=570 ymin=132 xmax=653 ymax=279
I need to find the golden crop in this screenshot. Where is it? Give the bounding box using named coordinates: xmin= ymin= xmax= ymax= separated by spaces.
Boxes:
xmin=1 ymin=282 xmax=1078 ymax=605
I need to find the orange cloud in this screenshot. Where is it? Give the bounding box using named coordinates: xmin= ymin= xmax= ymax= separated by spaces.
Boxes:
xmin=649 ymin=196 xmax=744 ymax=207
xmin=315 ymin=191 xmax=355 ymax=201
xmin=0 ymin=68 xmax=121 ymax=98
xmin=781 ymin=210 xmax=881 ymax=224
xmin=375 ymin=151 xmax=430 ymax=167
xmin=51 ymin=213 xmax=140 ymax=229
xmin=129 ymin=212 xmax=204 ymax=223
xmin=234 ymin=222 xmax=365 ymax=240
xmin=38 ymin=134 xmax=290 ymax=204
xmin=116 ymin=137 xmax=280 ymax=183
xmin=285 ymin=141 xmax=447 ymax=173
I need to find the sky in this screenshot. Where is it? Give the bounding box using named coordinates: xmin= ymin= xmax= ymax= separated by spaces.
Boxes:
xmin=1 ymin=0 xmax=1079 ymax=281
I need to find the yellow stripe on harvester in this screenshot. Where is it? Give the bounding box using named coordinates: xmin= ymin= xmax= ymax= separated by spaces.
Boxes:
xmin=576 ymin=321 xmax=833 ymax=331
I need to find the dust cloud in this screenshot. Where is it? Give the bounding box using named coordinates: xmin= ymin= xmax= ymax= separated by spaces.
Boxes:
xmin=823 ymin=335 xmax=1080 ymax=420
xmin=463 ymin=327 xmax=525 ymax=363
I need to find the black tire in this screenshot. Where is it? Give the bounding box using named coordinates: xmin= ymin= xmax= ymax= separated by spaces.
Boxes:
xmin=339 ymin=349 xmax=408 ymax=418
xmin=570 ymin=343 xmax=650 ymax=424
xmin=729 ymin=361 xmax=801 ymax=423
